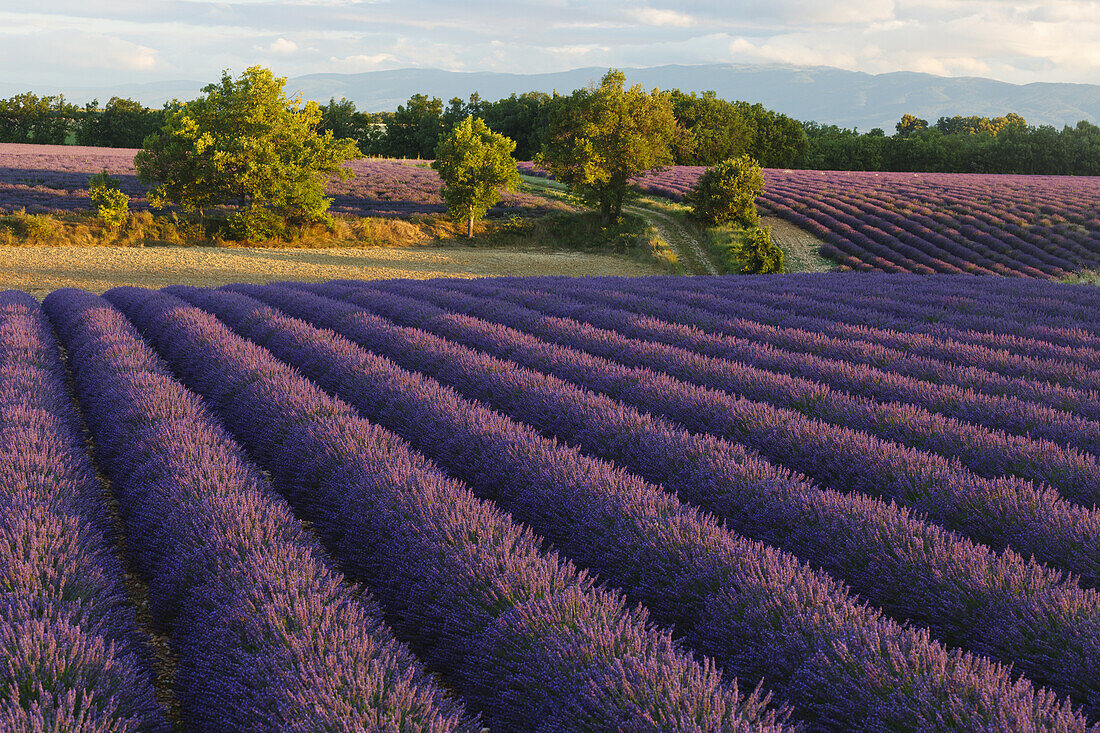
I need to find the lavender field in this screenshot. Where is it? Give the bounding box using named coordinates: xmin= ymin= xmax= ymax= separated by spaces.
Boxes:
xmin=0 ymin=143 xmax=565 ymax=218
xmin=625 ymin=165 xmax=1100 ymax=278
xmin=6 ymin=273 xmax=1100 ymax=731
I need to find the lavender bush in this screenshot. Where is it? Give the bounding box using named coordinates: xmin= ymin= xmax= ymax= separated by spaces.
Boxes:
xmin=0 ymin=290 xmax=168 ymax=731
xmin=42 ymin=288 xmax=471 ymax=732
xmin=168 ymin=281 xmax=1092 ymax=730
xmin=258 ymin=277 xmax=1100 ymax=718
xmin=105 ymin=284 xmax=789 ymax=733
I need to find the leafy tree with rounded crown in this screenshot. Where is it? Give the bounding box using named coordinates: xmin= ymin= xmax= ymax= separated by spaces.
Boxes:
xmin=134 ymin=66 xmax=360 ymax=240
xmin=432 ymin=116 xmax=520 ymax=237
xmin=685 ymin=154 xmax=764 ymax=227
xmin=538 ymin=70 xmax=678 ymax=226
xmin=736 ymin=226 xmax=785 ymax=274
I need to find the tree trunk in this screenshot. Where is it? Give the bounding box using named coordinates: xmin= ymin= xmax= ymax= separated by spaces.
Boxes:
xmin=468 ymin=214 xmax=474 ymax=238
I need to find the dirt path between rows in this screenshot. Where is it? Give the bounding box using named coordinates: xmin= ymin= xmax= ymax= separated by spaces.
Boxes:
xmin=0 ymin=244 xmax=664 ymax=298
xmin=763 ymin=216 xmax=835 ymax=273
xmin=624 ymin=204 xmax=718 ymax=276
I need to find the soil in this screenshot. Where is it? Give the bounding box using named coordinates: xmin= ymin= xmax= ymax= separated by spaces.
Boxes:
xmin=763 ymin=216 xmax=835 ymax=273
xmin=0 ymin=243 xmax=664 ymax=298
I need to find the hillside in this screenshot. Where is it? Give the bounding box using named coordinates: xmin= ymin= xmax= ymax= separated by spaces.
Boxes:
xmin=7 ymin=64 xmax=1097 ymax=132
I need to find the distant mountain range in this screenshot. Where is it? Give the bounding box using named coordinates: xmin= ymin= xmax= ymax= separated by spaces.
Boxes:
xmin=5 ymin=64 xmax=1098 ymax=131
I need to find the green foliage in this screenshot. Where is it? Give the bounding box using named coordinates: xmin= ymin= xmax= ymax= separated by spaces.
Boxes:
xmin=134 ymin=66 xmax=360 ymax=240
xmin=0 ymin=209 xmax=56 ymax=240
xmin=386 ymin=94 xmax=445 ymax=158
xmin=735 ymin=226 xmax=785 ymax=274
xmin=318 ymin=97 xmax=387 ymax=155
xmin=685 ymin=155 xmax=764 ymax=227
xmin=75 ymin=97 xmax=167 ymax=148
xmin=895 ymin=114 xmax=929 ymax=138
xmin=800 ymin=116 xmax=1100 ymax=175
xmin=88 ymin=171 xmax=129 ymax=227
xmin=432 ymin=116 xmax=520 ymax=237
xmin=0 ymin=92 xmax=77 ymax=144
xmin=538 ymin=69 xmax=678 ymax=225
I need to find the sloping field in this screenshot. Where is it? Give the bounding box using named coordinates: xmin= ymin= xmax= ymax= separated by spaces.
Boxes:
xmin=0 ymin=143 xmax=564 ymax=217
xmin=629 ymin=166 xmax=1100 ymax=278
xmin=4 ymin=273 xmax=1100 ymax=730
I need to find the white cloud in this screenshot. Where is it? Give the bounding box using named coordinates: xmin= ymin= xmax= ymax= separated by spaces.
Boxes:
xmin=265 ymin=37 xmax=299 ymax=55
xmin=327 ymin=52 xmax=398 ymax=71
xmin=0 ymin=0 xmax=1097 ymax=89
xmin=630 ymin=7 xmax=695 ymax=27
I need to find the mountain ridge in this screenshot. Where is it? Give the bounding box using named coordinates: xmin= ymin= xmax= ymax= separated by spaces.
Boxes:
xmin=3 ymin=64 xmax=1096 ymax=132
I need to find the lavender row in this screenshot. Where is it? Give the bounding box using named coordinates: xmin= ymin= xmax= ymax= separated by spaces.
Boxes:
xmin=616 ymin=276 xmax=1100 ymax=427
xmin=0 ymin=290 xmax=168 ymax=731
xmin=491 ymin=276 xmax=1100 ymax=462
xmin=370 ymin=277 xmax=1100 ymax=584
xmin=42 ymin=288 xmax=470 ymax=732
xmin=628 ymin=278 xmax=1100 ymax=394
xmin=682 ymin=273 xmax=1100 ymax=355
xmin=108 ymin=285 xmax=781 ymax=733
xmin=257 ymin=279 xmax=1100 ymax=718
xmin=631 ymin=167 xmax=1100 ymax=278
xmin=372 ymin=277 xmax=1100 ymax=500
xmin=195 ymin=281 xmax=1096 ymax=732
xmin=760 ymin=270 xmax=1100 ymax=324
xmin=645 ymin=277 xmax=1100 ymax=374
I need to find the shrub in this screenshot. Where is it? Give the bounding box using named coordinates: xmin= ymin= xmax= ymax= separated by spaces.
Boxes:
xmin=685 ymin=155 xmax=764 ymax=227
xmin=0 ymin=209 xmax=55 ymax=241
xmin=88 ymin=171 xmax=129 ymax=228
xmin=736 ymin=226 xmax=785 ymax=273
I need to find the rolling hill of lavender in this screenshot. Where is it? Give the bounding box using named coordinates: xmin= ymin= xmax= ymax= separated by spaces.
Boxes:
xmin=5 ymin=273 xmax=1100 ymax=731
xmin=0 ymin=143 xmax=563 ymax=218
xmin=626 ymin=165 xmax=1100 ymax=278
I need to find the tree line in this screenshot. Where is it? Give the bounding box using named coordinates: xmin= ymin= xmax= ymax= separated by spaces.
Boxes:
xmin=2 ymin=87 xmax=1097 ymax=175
xmin=801 ymin=114 xmax=1100 ymax=176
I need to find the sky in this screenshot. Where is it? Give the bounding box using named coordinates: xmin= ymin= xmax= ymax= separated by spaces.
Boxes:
xmin=1 ymin=0 xmax=1098 ymax=91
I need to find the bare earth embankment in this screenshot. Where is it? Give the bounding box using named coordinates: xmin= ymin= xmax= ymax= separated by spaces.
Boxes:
xmin=0 ymin=244 xmax=664 ymax=298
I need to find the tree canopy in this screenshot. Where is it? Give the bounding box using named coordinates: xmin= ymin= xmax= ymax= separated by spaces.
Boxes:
xmin=685 ymin=155 xmax=764 ymax=227
xmin=134 ymin=66 xmax=360 ymax=240
xmin=432 ymin=116 xmax=520 ymax=237
xmin=538 ymin=69 xmax=678 ymax=225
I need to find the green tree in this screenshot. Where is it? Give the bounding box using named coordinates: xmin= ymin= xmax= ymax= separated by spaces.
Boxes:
xmin=0 ymin=92 xmax=77 ymax=144
xmin=684 ymin=155 xmax=764 ymax=227
xmin=76 ymin=97 xmax=166 ymax=148
xmin=895 ymin=114 xmax=929 ymax=138
xmin=134 ymin=66 xmax=360 ymax=240
xmin=432 ymin=116 xmax=520 ymax=237
xmin=538 ymin=69 xmax=678 ymax=225
xmin=736 ymin=226 xmax=784 ymax=274
xmin=386 ymin=93 xmax=444 ymax=158
xmin=479 ymin=92 xmax=551 ymax=160
xmin=318 ymin=97 xmax=386 ymax=155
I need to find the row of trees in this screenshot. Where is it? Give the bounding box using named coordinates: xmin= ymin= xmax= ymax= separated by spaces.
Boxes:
xmin=802 ymin=116 xmax=1100 ymax=175
xmin=0 ymin=93 xmax=172 ymax=147
xmin=92 ymin=64 xmax=785 ymax=280
xmin=5 ymin=88 xmax=1097 ymax=176
xmin=322 ymin=88 xmax=806 ymax=168
xmin=0 ymin=86 xmax=807 ymax=169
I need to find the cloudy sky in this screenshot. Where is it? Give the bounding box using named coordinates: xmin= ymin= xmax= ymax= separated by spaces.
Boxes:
xmin=2 ymin=0 xmax=1098 ymax=90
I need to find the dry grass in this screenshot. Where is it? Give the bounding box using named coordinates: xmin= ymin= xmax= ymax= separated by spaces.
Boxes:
xmin=0 ymin=242 xmax=665 ymax=299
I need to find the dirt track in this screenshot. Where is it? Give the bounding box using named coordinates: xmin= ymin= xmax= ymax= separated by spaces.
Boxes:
xmin=0 ymin=244 xmax=664 ymax=298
